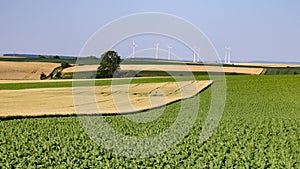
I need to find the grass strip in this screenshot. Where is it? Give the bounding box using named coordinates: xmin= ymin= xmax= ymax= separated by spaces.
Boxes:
xmin=0 ymin=76 xmax=210 ymax=90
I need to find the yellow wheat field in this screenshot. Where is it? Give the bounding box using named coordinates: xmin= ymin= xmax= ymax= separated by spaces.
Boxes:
xmin=63 ymin=64 xmax=264 ymax=75
xmin=0 ymin=80 xmax=212 ymax=117
xmin=0 ymin=61 xmax=60 ymax=80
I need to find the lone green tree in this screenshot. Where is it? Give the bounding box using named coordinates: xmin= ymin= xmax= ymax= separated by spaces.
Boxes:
xmin=97 ymin=50 xmax=121 ymax=78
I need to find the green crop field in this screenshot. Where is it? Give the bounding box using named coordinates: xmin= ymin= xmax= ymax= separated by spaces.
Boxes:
xmin=0 ymin=76 xmax=208 ymax=90
xmin=1 ymin=75 xmax=300 ymax=168
xmin=265 ymin=67 xmax=300 ymax=75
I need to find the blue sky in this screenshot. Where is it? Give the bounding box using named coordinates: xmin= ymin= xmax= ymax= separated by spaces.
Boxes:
xmin=0 ymin=0 xmax=299 ymax=62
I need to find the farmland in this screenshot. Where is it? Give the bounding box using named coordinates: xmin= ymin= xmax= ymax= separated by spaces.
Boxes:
xmin=1 ymin=58 xmax=299 ymax=80
xmin=1 ymin=75 xmax=299 ymax=168
xmin=0 ymin=76 xmax=208 ymax=90
xmin=62 ymin=63 xmax=264 ymax=76
xmin=0 ymin=61 xmax=60 ymax=80
xmin=0 ymin=80 xmax=213 ymax=117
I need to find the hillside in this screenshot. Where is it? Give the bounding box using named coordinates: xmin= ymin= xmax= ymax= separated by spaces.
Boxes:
xmin=0 ymin=61 xmax=60 ymax=80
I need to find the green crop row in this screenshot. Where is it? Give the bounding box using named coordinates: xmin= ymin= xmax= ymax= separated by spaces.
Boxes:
xmin=264 ymin=67 xmax=300 ymax=75
xmin=1 ymin=75 xmax=300 ymax=168
xmin=0 ymin=76 xmax=209 ymax=90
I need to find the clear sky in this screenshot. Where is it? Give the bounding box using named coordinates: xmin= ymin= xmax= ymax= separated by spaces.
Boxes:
xmin=0 ymin=0 xmax=299 ymax=62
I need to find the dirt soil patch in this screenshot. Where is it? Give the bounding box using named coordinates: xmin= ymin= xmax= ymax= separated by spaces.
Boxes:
xmin=0 ymin=80 xmax=212 ymax=117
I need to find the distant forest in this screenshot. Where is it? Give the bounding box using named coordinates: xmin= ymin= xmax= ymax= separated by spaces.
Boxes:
xmin=3 ymin=53 xmax=76 ymax=59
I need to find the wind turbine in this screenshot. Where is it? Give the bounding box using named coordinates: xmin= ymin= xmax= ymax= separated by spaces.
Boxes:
xmin=197 ymin=49 xmax=200 ymax=62
xmin=193 ymin=50 xmax=197 ymax=62
xmin=167 ymin=46 xmax=172 ymax=60
xmin=132 ymin=41 xmax=137 ymax=58
xmin=194 ymin=47 xmax=200 ymax=62
xmin=225 ymin=46 xmax=231 ymax=64
xmin=155 ymin=43 xmax=159 ymax=59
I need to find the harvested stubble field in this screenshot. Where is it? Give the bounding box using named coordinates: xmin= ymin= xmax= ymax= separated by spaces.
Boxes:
xmin=122 ymin=64 xmax=264 ymax=75
xmin=0 ymin=61 xmax=60 ymax=80
xmin=0 ymin=80 xmax=212 ymax=117
xmin=233 ymin=62 xmax=300 ymax=67
xmin=1 ymin=75 xmax=300 ymax=168
xmin=62 ymin=64 xmax=264 ymax=75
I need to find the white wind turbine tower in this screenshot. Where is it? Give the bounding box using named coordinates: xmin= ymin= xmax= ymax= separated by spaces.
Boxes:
xmin=194 ymin=47 xmax=200 ymax=62
xmin=167 ymin=46 xmax=172 ymax=60
xmin=132 ymin=41 xmax=137 ymax=58
xmin=193 ymin=49 xmax=197 ymax=62
xmin=155 ymin=43 xmax=159 ymax=59
xmin=225 ymin=46 xmax=231 ymax=64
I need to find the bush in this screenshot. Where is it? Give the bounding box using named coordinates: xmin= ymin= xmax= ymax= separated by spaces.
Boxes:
xmin=54 ymin=72 xmax=62 ymax=79
xmin=61 ymin=62 xmax=71 ymax=69
xmin=40 ymin=72 xmax=47 ymax=80
xmin=39 ymin=55 xmax=46 ymax=59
